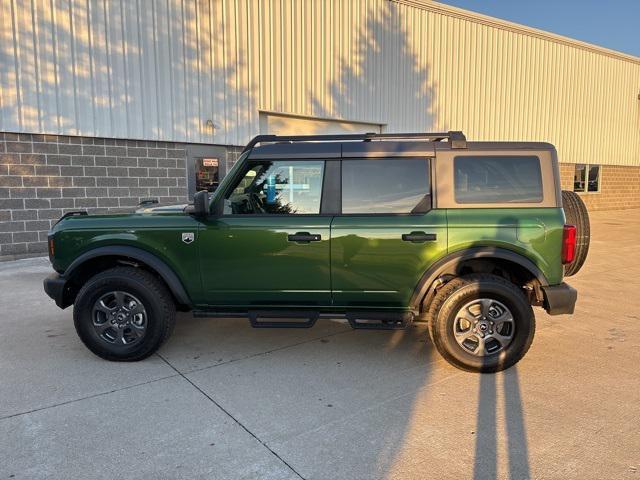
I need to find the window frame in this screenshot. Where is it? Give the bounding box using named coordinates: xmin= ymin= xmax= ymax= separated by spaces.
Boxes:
xmin=216 ymin=158 xmax=333 ymax=217
xmin=573 ymin=163 xmax=601 ymax=194
xmin=338 ymin=157 xmax=432 ymax=216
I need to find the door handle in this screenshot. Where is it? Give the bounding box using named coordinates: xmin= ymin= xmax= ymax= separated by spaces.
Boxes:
xmin=288 ymin=232 xmax=322 ymax=243
xmin=402 ymin=231 xmax=437 ymax=243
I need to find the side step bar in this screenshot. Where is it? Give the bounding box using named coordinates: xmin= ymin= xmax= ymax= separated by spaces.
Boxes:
xmin=346 ymin=311 xmax=414 ymax=330
xmin=193 ymin=310 xmax=415 ymax=330
xmin=249 ymin=310 xmax=318 ymax=328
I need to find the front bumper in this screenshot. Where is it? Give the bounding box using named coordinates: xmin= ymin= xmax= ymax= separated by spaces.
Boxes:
xmin=541 ymin=282 xmax=577 ymax=315
xmin=43 ymin=273 xmax=72 ymax=309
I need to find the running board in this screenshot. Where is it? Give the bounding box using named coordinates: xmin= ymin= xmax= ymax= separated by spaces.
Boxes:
xmin=346 ymin=311 xmax=414 ymax=330
xmin=248 ymin=310 xmax=318 ymax=328
xmin=192 ymin=309 xmax=415 ymax=330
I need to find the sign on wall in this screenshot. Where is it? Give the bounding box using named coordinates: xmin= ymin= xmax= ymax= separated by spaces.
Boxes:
xmin=202 ymin=158 xmax=219 ymax=167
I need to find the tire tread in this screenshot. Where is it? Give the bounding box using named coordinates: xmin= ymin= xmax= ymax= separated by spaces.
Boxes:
xmin=428 ymin=274 xmax=535 ymax=372
xmin=562 ymin=190 xmax=590 ymax=276
xmin=73 ymin=266 xmax=176 ymax=361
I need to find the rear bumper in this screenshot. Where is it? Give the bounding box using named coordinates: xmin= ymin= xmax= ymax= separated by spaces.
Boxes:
xmin=541 ymin=282 xmax=577 ymax=315
xmin=43 ymin=273 xmax=72 ymax=309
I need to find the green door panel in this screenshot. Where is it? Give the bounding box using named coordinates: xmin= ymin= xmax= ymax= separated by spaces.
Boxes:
xmin=446 ymin=208 xmax=565 ymax=285
xmin=198 ymin=216 xmax=332 ymax=307
xmin=330 ymin=210 xmax=448 ymax=309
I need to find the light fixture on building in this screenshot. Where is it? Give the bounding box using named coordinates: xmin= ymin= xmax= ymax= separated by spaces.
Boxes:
xmin=205 ymin=119 xmax=220 ymax=130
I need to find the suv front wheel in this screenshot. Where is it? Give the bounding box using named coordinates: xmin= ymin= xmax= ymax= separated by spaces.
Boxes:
xmin=73 ymin=267 xmax=176 ymax=361
xmin=428 ymin=274 xmax=535 ymax=373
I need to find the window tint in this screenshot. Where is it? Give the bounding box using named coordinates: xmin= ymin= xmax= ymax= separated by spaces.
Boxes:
xmin=224 ymin=160 xmax=324 ymax=214
xmin=342 ymin=158 xmax=430 ymax=214
xmin=454 ymin=156 xmax=543 ymax=204
xmin=574 ymin=164 xmax=586 ymax=192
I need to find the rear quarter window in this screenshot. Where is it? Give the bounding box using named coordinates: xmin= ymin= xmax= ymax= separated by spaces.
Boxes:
xmin=454 ymin=156 xmax=543 ymax=204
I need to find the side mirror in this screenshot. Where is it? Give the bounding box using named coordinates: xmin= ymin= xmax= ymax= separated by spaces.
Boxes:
xmin=193 ymin=190 xmax=209 ymax=217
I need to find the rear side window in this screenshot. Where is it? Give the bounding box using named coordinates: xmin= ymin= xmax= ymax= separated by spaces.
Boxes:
xmin=342 ymin=158 xmax=430 ymax=214
xmin=454 ymin=156 xmax=543 ymax=204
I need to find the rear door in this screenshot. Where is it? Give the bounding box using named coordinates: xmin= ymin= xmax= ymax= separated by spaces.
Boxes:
xmin=330 ymin=156 xmax=447 ymax=309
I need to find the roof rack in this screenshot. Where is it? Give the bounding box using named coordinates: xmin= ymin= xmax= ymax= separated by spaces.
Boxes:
xmin=241 ymin=130 xmax=467 ymax=154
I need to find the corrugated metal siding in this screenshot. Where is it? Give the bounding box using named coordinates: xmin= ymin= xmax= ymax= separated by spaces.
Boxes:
xmin=1 ymin=0 xmax=639 ymax=165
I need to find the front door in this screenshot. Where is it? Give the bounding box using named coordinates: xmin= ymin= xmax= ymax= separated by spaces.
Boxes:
xmin=331 ymin=157 xmax=447 ymax=309
xmin=198 ymin=158 xmax=332 ymax=307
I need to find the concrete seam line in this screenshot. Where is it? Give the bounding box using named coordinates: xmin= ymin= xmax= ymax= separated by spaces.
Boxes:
xmin=183 ymin=327 xmax=354 ymax=375
xmin=156 ymin=353 xmax=307 ymax=480
xmin=0 ymin=373 xmax=181 ymax=422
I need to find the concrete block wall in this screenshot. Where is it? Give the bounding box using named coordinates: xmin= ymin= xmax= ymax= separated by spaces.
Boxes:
xmin=0 ymin=133 xmax=188 ymax=259
xmin=559 ymin=163 xmax=640 ymax=211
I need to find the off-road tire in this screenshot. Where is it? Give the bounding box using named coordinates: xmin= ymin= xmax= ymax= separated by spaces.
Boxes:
xmin=73 ymin=267 xmax=176 ymax=361
xmin=428 ymin=274 xmax=535 ymax=373
xmin=562 ymin=190 xmax=590 ymax=276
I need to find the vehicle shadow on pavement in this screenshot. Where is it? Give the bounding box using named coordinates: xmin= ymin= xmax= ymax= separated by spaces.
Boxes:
xmin=162 ymin=316 xmax=437 ymax=480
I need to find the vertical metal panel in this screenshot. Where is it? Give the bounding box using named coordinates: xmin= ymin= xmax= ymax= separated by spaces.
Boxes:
xmin=1 ymin=0 xmax=639 ymax=166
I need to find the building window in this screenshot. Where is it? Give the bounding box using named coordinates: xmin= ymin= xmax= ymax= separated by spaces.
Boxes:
xmin=574 ymin=164 xmax=601 ymax=193
xmin=196 ymin=157 xmax=220 ymax=192
xmin=587 ymin=165 xmax=601 ymax=192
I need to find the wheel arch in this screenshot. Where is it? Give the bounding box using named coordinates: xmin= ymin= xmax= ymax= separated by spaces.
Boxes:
xmin=411 ymin=247 xmax=549 ymax=312
xmin=62 ymin=246 xmax=192 ymax=310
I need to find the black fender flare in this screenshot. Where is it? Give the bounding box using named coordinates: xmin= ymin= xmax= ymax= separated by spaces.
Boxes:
xmin=410 ymin=247 xmax=549 ymax=310
xmin=63 ymin=245 xmax=192 ymax=307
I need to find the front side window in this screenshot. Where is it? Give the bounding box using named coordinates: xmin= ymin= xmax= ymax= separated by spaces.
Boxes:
xmin=341 ymin=158 xmax=431 ymax=214
xmin=454 ymin=156 xmax=543 ymax=204
xmin=224 ymin=160 xmax=324 ymax=215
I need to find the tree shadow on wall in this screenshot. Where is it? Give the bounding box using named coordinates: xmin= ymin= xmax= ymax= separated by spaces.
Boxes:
xmin=311 ymin=2 xmax=438 ymax=133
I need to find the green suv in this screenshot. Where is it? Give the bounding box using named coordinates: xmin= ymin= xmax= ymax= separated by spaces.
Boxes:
xmin=43 ymin=131 xmax=588 ymax=372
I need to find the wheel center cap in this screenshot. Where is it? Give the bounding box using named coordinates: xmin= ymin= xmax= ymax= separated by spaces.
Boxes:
xmin=479 ymin=322 xmax=488 ymax=331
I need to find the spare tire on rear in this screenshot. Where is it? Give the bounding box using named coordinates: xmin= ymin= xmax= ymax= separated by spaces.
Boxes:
xmin=561 ymin=190 xmax=590 ymax=276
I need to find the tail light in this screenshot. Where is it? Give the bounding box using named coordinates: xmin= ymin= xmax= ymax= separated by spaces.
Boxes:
xmin=562 ymin=225 xmax=576 ymax=264
xmin=48 ymin=235 xmax=55 ymax=258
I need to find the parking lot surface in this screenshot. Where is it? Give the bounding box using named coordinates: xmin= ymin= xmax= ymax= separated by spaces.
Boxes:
xmin=1 ymin=209 xmax=639 ymax=480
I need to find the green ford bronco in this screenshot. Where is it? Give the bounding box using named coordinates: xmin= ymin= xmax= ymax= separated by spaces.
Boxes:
xmin=44 ymin=131 xmax=589 ymax=372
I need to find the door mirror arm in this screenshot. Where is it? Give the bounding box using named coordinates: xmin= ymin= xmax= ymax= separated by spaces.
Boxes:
xmin=211 ymin=198 xmax=224 ymax=216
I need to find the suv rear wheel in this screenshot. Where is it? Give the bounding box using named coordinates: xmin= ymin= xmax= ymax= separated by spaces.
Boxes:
xmin=428 ymin=274 xmax=535 ymax=373
xmin=73 ymin=267 xmax=176 ymax=361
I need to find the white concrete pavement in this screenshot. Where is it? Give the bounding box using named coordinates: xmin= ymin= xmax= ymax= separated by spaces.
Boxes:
xmin=1 ymin=210 xmax=639 ymax=479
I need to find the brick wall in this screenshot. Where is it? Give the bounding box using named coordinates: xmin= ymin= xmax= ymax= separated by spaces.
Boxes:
xmin=225 ymin=146 xmax=244 ymax=171
xmin=0 ymin=132 xmax=188 ymax=259
xmin=559 ymin=163 xmax=640 ymax=211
